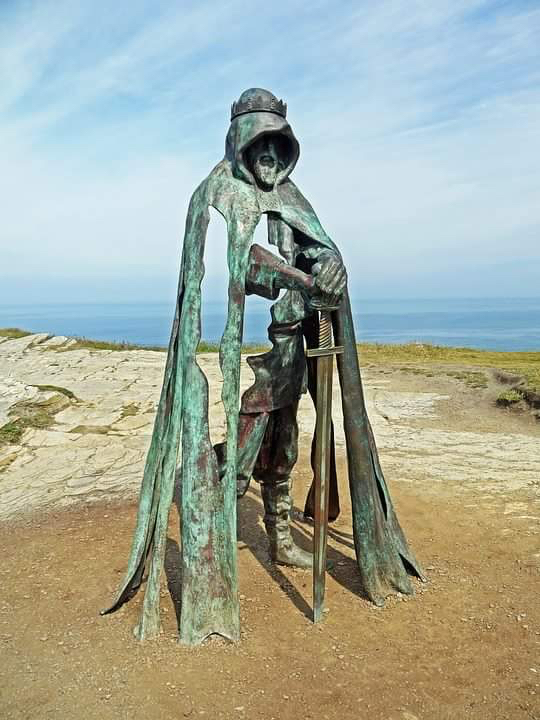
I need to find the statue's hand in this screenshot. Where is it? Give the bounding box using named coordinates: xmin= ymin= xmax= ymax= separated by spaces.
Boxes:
xmin=312 ymin=257 xmax=347 ymax=297
xmin=305 ymin=257 xmax=346 ymax=311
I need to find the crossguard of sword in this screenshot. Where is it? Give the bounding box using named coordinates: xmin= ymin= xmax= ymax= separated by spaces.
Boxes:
xmin=306 ymin=305 xmax=344 ymax=359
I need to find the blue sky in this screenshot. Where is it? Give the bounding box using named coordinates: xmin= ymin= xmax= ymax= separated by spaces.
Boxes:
xmin=1 ymin=0 xmax=539 ymax=303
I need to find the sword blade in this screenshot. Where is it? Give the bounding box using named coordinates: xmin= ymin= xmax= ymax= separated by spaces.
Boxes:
xmin=313 ymin=351 xmax=334 ymax=622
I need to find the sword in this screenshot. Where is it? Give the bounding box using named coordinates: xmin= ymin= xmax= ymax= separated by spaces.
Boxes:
xmin=306 ymin=299 xmax=343 ymax=623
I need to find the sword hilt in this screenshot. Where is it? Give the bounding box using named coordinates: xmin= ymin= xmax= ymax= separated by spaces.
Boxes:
xmin=319 ymin=310 xmax=333 ymax=349
xmin=306 ymin=307 xmax=344 ymax=359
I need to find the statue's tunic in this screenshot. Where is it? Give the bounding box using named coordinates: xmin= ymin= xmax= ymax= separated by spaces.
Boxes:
xmin=242 ymin=215 xmax=337 ymax=413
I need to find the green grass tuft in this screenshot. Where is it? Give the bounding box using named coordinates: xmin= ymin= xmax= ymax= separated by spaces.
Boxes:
xmin=361 ymin=342 xmax=538 ymax=391
xmin=0 ymin=327 xmax=33 ymax=339
xmin=120 ymin=403 xmax=139 ymax=418
xmin=0 ymin=387 xmax=75 ymax=448
xmin=0 ymin=421 xmax=25 ymax=445
xmin=0 ymin=410 xmax=55 ymax=447
xmin=65 ymin=337 xmax=167 ymax=352
xmin=496 ymin=389 xmax=523 ymax=406
xmin=31 ymin=384 xmax=77 ymax=400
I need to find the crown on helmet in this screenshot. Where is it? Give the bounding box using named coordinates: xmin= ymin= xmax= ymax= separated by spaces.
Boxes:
xmin=230 ymin=88 xmax=287 ymax=121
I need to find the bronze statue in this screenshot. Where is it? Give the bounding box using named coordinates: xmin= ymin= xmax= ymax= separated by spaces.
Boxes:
xmin=103 ymin=88 xmax=424 ymax=645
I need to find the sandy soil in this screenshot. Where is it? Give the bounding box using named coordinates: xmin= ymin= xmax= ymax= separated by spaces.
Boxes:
xmin=1 ymin=339 xmax=539 ymax=719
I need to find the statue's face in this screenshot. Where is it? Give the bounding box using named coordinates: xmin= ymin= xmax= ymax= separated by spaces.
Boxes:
xmin=248 ymin=137 xmax=281 ymax=190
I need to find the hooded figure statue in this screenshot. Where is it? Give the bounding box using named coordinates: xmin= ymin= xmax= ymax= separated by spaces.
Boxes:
xmin=102 ymin=88 xmax=424 ymax=645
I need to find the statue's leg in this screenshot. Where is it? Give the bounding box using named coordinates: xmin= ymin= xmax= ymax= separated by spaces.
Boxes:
xmin=254 ymin=402 xmax=312 ymax=569
xmin=214 ymin=411 xmax=269 ymax=497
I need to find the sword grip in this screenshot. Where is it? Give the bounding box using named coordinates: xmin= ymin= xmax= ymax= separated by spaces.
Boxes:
xmin=319 ymin=310 xmax=333 ymax=349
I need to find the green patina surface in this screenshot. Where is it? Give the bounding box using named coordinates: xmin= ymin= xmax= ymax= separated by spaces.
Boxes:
xmin=103 ymin=93 xmax=428 ymax=645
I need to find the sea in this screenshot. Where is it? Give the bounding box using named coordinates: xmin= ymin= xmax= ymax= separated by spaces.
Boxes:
xmin=0 ymin=297 xmax=539 ymax=352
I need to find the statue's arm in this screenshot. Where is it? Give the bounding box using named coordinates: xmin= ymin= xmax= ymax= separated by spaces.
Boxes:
xmin=268 ymin=217 xmax=347 ymax=297
xmin=245 ymin=243 xmax=316 ymax=299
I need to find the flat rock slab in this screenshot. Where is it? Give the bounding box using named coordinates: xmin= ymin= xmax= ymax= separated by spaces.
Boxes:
xmin=1 ymin=334 xmax=539 ymax=521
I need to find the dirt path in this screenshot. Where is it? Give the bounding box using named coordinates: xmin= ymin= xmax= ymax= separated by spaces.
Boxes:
xmin=1 ymin=335 xmax=539 ymax=719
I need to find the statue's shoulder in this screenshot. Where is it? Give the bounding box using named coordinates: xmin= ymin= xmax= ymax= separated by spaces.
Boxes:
xmin=278 ymin=178 xmax=314 ymax=212
xmin=188 ymin=161 xmax=226 ymax=203
xmin=278 ymin=179 xmax=338 ymax=252
xmin=197 ymin=160 xmax=257 ymax=223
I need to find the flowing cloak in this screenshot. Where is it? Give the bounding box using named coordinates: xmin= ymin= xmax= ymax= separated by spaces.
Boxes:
xmin=102 ymin=109 xmax=424 ymax=645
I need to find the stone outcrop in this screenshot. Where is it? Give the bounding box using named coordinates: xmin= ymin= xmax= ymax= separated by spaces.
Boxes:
xmin=1 ymin=333 xmax=539 ymax=520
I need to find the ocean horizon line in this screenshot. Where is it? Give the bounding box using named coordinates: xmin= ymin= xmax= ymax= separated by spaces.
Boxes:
xmin=1 ymin=295 xmax=540 ymax=307
xmin=1 ymin=297 xmax=539 ymax=352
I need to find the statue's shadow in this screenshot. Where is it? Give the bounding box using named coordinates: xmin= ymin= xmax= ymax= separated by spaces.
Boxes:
xmin=164 ymin=536 xmax=183 ymax=629
xmin=239 ymin=486 xmax=373 ymax=614
xmin=163 ymin=483 xmax=370 ymax=628
xmin=236 ymin=487 xmax=313 ymax=619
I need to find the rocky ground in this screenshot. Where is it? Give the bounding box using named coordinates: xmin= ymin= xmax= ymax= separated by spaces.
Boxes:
xmin=1 ymin=333 xmax=539 ymax=719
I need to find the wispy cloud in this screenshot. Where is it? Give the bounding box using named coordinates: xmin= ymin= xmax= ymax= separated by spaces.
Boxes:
xmin=1 ymin=0 xmax=539 ymax=301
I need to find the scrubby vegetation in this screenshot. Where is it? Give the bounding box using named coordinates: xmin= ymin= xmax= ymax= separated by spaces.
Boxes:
xmin=31 ymin=384 xmax=78 ymax=400
xmin=496 ymin=389 xmax=523 ymax=406
xmin=0 ymin=328 xmax=270 ymax=354
xmin=0 ymin=404 xmax=56 ymax=447
xmin=66 ymin=338 xmax=167 ymax=352
xmin=0 ymin=388 xmax=74 ymax=449
xmin=358 ymin=342 xmax=539 ymax=392
xmin=0 ymin=327 xmax=32 ymax=339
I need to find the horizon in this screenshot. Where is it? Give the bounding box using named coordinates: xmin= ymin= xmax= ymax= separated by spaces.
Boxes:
xmin=2 ymin=295 xmax=540 ymax=308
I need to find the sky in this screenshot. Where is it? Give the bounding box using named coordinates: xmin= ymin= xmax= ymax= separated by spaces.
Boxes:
xmin=1 ymin=0 xmax=539 ymax=304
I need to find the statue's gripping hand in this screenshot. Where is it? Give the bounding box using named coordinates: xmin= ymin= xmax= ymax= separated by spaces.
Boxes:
xmin=313 ymin=256 xmax=347 ymax=295
xmin=311 ymin=256 xmax=347 ymax=307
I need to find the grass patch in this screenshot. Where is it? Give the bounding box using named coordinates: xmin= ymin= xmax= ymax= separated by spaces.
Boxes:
xmin=0 ymin=327 xmax=33 ymax=339
xmin=65 ymin=338 xmax=167 ymax=352
xmin=0 ymin=409 xmax=55 ymax=447
xmin=0 ymin=389 xmax=74 ymax=448
xmin=31 ymin=384 xmax=77 ymax=400
xmin=362 ymin=343 xmax=539 ymax=391
xmin=64 ymin=337 xmax=271 ymax=354
xmin=397 ymin=365 xmax=488 ymax=389
xmin=120 ymin=403 xmax=139 ymax=418
xmin=444 ymin=370 xmax=488 ymax=389
xmin=0 ymin=421 xmax=26 ymax=445
xmin=496 ymin=389 xmax=523 ymax=406
xmin=508 ymin=366 xmax=540 ymax=394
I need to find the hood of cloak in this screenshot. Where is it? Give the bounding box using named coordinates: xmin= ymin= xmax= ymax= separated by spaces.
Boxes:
xmin=225 ymin=107 xmax=300 ymax=186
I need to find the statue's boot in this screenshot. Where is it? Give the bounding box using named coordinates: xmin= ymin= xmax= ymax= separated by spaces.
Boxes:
xmin=261 ymin=480 xmax=313 ymax=568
